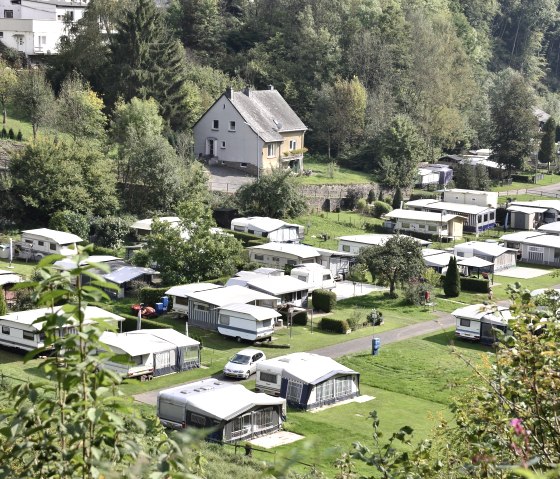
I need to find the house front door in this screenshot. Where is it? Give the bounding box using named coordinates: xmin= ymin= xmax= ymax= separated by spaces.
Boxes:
xmin=207 ymin=138 xmax=216 ymax=157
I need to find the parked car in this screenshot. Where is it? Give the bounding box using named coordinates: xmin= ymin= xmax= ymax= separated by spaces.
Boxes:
xmin=223 ymin=349 xmax=266 ymax=379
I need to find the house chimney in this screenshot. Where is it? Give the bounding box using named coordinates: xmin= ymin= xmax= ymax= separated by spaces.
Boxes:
xmin=243 ymin=86 xmax=251 ymax=97
xmin=268 ymin=84 xmax=274 ymax=90
xmin=225 ymin=86 xmax=233 ymax=99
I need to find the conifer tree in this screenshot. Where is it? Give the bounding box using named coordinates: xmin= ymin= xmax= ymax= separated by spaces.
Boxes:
xmin=392 ymin=187 xmax=403 ymax=210
xmin=0 ymin=288 xmax=6 ymax=316
xmin=443 ymin=256 xmax=460 ymax=297
xmin=538 ymin=117 xmax=557 ymax=173
xmin=108 ymin=0 xmax=190 ymax=131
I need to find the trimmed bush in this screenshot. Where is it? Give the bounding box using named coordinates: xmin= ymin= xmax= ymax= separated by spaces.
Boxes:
xmin=140 ymin=286 xmax=169 ymax=306
xmin=409 ymin=191 xmax=439 ymax=201
xmin=319 ymin=317 xmax=350 ymax=334
xmin=373 ymin=201 xmax=392 ymax=218
xmin=312 ymin=289 xmax=337 ymax=312
xmin=460 ymin=276 xmax=490 ymax=293
xmin=16 ymin=130 xmax=22 ymax=141
xmin=8 ymin=128 xmax=14 ymax=139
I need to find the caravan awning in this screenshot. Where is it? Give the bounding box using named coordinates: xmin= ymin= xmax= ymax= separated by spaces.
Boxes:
xmin=100 ymin=329 xmax=199 ymax=357
xmin=507 ymin=205 xmax=548 ymax=214
xmin=457 ymin=257 xmax=494 ymax=268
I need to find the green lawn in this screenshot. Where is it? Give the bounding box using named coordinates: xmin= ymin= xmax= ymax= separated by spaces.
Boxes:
xmin=491 ymin=173 xmax=560 ymax=192
xmin=299 ymin=159 xmax=372 ymax=185
xmin=0 ymin=258 xmax=37 ymax=278
xmin=254 ymin=328 xmax=486 ymax=477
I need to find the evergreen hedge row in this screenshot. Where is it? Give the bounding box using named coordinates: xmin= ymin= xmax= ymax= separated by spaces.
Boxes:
xmin=312 ymin=289 xmax=337 ymax=312
xmin=439 ymin=275 xmax=489 ymax=293
xmin=319 ymin=317 xmax=350 ymax=334
xmin=139 ymin=287 xmax=169 ymax=306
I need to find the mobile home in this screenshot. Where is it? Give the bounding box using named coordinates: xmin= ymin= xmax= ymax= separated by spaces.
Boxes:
xmin=165 ymin=283 xmax=223 ymax=315
xmin=290 ymin=264 xmax=335 ymax=291
xmin=18 ymin=228 xmax=83 ymax=260
xmin=217 ymin=303 xmax=281 ymax=342
xmin=0 ymin=269 xmax=22 ymax=304
xmin=0 ymin=306 xmax=124 ymax=352
xmin=452 ymin=304 xmax=512 ymax=344
xmin=247 ymin=242 xmax=322 ymax=268
xmin=157 ymin=379 xmax=286 ymax=442
xmin=454 ymin=241 xmax=516 ymax=271
xmin=99 ymin=329 xmax=200 ymax=379
xmin=103 ymin=266 xmax=161 ymax=299
xmin=256 ymin=352 xmax=360 ymax=410
xmin=231 ymin=217 xmax=304 ymax=243
xmin=245 ymin=275 xmax=310 ymax=308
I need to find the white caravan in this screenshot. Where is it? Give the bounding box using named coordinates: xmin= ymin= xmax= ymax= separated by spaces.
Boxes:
xmin=290 ymin=264 xmax=335 ymax=291
xmin=217 ymin=303 xmax=281 ymax=342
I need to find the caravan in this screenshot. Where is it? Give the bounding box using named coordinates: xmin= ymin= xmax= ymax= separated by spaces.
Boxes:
xmin=452 ymin=304 xmax=512 ymax=344
xmin=290 ymin=264 xmax=335 ymax=291
xmin=218 ymin=303 xmax=281 ymax=342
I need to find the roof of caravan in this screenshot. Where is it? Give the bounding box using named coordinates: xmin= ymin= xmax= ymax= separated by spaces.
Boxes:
xmin=231 ymin=217 xmax=302 ymax=232
xmin=337 ymin=234 xmax=431 ymax=247
xmin=457 ymin=256 xmax=494 ymax=268
xmin=259 ymin=352 xmax=358 ymax=385
xmin=158 ymin=379 xmax=285 ymax=421
xmin=451 ymin=304 xmax=511 ymax=325
xmin=516 ymin=234 xmax=560 ymax=248
xmin=409 ymin=201 xmax=495 ymax=215
xmin=537 ymin=222 xmax=560 ymax=234
xmin=219 ymin=303 xmax=281 ymax=320
xmin=165 ymin=283 xmax=222 ymax=297
xmin=454 ymin=241 xmax=514 ymax=257
xmin=104 ymin=266 xmax=159 ymax=285
xmin=0 ymin=269 xmax=22 ymax=286
xmin=385 ymin=209 xmax=462 ymax=222
xmin=500 ymin=231 xmax=546 ymax=242
xmin=21 ymin=228 xmax=83 ymax=244
xmin=187 ymin=285 xmax=279 ymax=307
xmin=248 ymin=242 xmax=321 ymax=259
xmin=100 ymin=329 xmax=199 ymax=357
xmin=509 ymin=200 xmax=560 ymax=211
xmin=246 ymin=275 xmax=310 ymax=295
xmin=0 ymin=306 xmax=124 ymax=331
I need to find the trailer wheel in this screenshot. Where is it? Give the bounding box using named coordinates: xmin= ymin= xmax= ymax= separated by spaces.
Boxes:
xmin=236 ymin=336 xmax=242 ymax=343
xmin=140 ymin=375 xmax=147 ymax=382
xmin=267 ymin=336 xmax=272 ymax=342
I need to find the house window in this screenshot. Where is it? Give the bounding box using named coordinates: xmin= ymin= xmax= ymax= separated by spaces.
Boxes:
xmin=240 ymin=162 xmax=247 ymax=168
xmin=38 ymin=241 xmax=44 ymax=246
xmin=342 ymin=245 xmax=350 ymax=252
xmin=289 ymin=140 xmax=296 ymax=150
xmin=219 ymin=314 xmax=230 ymax=325
xmin=267 ymin=144 xmax=275 ymax=157
xmin=212 ymin=120 xmax=219 ymax=130
xmin=254 ymin=254 xmax=264 ymax=261
xmin=229 ymin=121 xmax=236 ymax=131
xmin=50 ymin=243 xmax=57 ymax=251
xmin=460 ymin=318 xmax=470 ymax=327
xmin=23 ymin=331 xmax=34 ymax=341
xmin=4 ymin=10 xmax=13 ymax=18
xmin=402 ymin=223 xmax=410 ymax=228
xmin=286 ymin=380 xmax=303 ymax=402
xmin=259 ymin=372 xmax=278 ymax=384
xmin=428 ymin=225 xmax=437 ymax=232
xmin=220 ymin=141 xmax=226 ymax=149
xmin=1 ymin=326 xmax=9 ymax=335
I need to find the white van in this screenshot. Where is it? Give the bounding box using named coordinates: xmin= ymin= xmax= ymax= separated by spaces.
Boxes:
xmin=217 ymin=303 xmax=281 ymax=342
xmin=290 ymin=264 xmax=335 ymax=291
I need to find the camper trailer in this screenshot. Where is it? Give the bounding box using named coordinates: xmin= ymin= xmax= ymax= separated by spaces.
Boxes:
xmin=217 ymin=303 xmax=281 ymax=342
xmin=452 ymin=304 xmax=512 ymax=344
xmin=256 ymin=352 xmax=360 ymax=410
xmin=99 ymin=329 xmax=200 ymax=379
xmin=157 ymin=379 xmax=286 ymax=442
xmin=290 ymin=264 xmax=335 ymax=291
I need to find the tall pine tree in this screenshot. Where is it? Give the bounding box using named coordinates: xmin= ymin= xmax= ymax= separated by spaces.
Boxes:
xmin=538 ymin=117 xmax=557 ymax=173
xmin=108 ymin=0 xmax=190 ymax=131
xmin=443 ymin=256 xmax=460 ymax=297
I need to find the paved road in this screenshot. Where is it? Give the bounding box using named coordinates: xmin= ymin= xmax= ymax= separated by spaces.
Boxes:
xmin=133 ymin=312 xmax=456 ymax=405
xmin=310 ymin=312 xmax=455 ymax=358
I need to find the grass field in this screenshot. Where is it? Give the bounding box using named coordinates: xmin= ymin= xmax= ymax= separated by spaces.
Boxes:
xmin=299 ymin=159 xmax=372 ymax=185
xmin=491 ymin=173 xmax=560 ymax=192
xmin=0 ymin=258 xmax=36 ymax=278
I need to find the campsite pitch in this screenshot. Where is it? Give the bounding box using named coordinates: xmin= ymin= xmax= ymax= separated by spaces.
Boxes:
xmin=249 ymin=431 xmax=304 ymax=449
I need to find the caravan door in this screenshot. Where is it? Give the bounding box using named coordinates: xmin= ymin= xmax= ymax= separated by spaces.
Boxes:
xmin=154 ymin=350 xmax=174 ymax=376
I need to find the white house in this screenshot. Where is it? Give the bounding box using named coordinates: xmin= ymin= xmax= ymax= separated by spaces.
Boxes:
xmin=384 ymin=209 xmax=464 ymax=239
xmin=255 ymin=352 xmax=360 ymax=410
xmin=513 ymin=234 xmax=560 ymax=266
xmin=248 ymin=242 xmax=322 ymax=268
xmin=0 ymin=0 xmax=88 ymax=55
xmin=0 ymin=305 xmax=124 ymax=352
xmin=157 ymin=379 xmax=286 ymax=442
xmin=405 ymin=199 xmax=496 ymax=234
xmin=442 ymin=189 xmax=498 ymax=208
xmin=454 ymin=241 xmax=516 ymax=271
xmin=165 ymin=283 xmax=222 ymax=315
xmin=193 ymin=86 xmax=307 ymax=176
xmin=99 ymin=329 xmax=200 ymax=379
xmin=452 ymin=304 xmax=512 ymax=344
xmin=18 ymin=228 xmax=82 ymax=260
xmin=416 ymin=167 xmax=439 ymax=187
xmin=230 ymin=217 xmax=304 ymax=243
xmin=337 ymin=234 xmax=431 ymax=255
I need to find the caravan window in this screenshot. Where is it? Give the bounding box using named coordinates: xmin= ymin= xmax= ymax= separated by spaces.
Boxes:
xmin=22 ymin=331 xmax=34 ymax=341
xmin=174 ymin=296 xmax=188 ymax=306
xmin=260 ymin=372 xmax=277 ymax=383
xmin=335 ymin=376 xmax=352 ymax=397
xmin=190 ymin=413 xmax=206 ymax=426
xmin=254 ymin=254 xmax=264 ymax=261
xmin=342 ymin=245 xmax=350 ymax=252
xmin=219 ymin=314 xmax=230 ymax=325
xmin=286 ymin=380 xmax=303 ymax=402
xmin=234 ymin=226 xmax=244 ymax=232
xmin=248 ymin=229 xmax=255 ymax=234
xmin=460 ymin=318 xmax=471 ymax=327
xmin=316 ymin=379 xmax=334 ymax=402
xmin=297 ymin=275 xmax=306 ymax=282
xmin=323 ymin=274 xmax=331 ymax=281
xmin=1 ymin=326 xmax=9 ymax=335
xmin=50 ymin=243 xmax=57 ymax=251
xmin=261 ymin=319 xmax=271 ymax=328
xmin=195 ymin=303 xmax=209 ymax=311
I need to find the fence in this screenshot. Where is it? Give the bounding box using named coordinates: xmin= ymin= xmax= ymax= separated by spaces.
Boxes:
xmin=498 ymin=189 xmax=560 ymax=199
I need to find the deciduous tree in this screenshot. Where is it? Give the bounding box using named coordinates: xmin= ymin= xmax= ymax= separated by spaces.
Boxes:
xmin=0 ymin=60 xmax=17 ymax=125
xmin=538 ymin=116 xmax=557 ymax=172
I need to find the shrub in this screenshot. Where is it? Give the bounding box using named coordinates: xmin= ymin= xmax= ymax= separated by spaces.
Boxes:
xmin=0 ymin=289 xmax=6 ymax=316
xmin=363 ymin=222 xmax=389 ymax=233
xmin=130 ymin=248 xmax=150 ymax=267
xmin=16 ymin=130 xmax=22 ymax=141
xmin=356 ymin=198 xmax=367 ymax=213
xmin=8 ymin=128 xmax=14 ymax=139
xmin=49 ymin=210 xmax=90 ymax=240
xmin=140 ymin=286 xmax=170 ymax=306
xmin=367 ymin=189 xmax=376 ymax=203
xmin=1 ymin=128 xmax=6 ymax=138
xmin=373 ymin=201 xmax=392 ymax=218
xmin=443 ymin=257 xmax=461 ymax=297
xmin=90 ymin=244 xmax=119 ymax=256
xmin=345 ymin=185 xmax=364 ymax=210
xmin=312 ymin=289 xmax=337 ymax=312
xmin=460 ymin=276 xmax=490 ymax=293
xmin=367 ymin=308 xmax=384 ymax=325
xmin=346 ymin=309 xmax=366 ymax=331
xmin=392 ymin=187 xmax=403 ymax=210
xmin=320 ymin=317 xmax=350 ymax=334
xmin=403 ymin=280 xmax=431 ymax=305
xmin=409 ymin=191 xmax=439 ymax=201
xmin=91 ymin=215 xmax=135 ymax=249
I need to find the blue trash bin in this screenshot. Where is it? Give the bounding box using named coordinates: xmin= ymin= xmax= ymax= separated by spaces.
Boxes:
xmin=372 ymin=337 xmax=381 ymax=355
xmin=161 ymin=296 xmax=169 ymax=310
xmin=155 ymin=302 xmax=164 ymax=315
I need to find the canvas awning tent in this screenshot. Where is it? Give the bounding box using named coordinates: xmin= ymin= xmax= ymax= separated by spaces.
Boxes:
xmin=104 ymin=266 xmax=159 ymax=285
xmin=507 ymin=205 xmax=548 ymax=214
xmin=457 ymin=257 xmax=494 ymax=268
xmin=246 ymin=276 xmax=310 ymax=296
xmin=54 ymin=255 xmax=122 ymax=271
xmin=280 ymin=353 xmax=358 ymax=385
xmin=100 ymin=329 xmax=199 ymax=357
xmin=220 ymin=303 xmax=281 ymax=320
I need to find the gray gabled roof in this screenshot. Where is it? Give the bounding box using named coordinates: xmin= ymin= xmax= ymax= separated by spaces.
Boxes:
xmin=231 ymin=89 xmax=307 ymax=142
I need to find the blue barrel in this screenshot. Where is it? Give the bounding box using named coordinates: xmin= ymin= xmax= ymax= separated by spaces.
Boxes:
xmin=161 ymin=296 xmax=169 ymax=310
xmin=155 ymin=302 xmax=164 ymax=315
xmin=372 ymin=337 xmax=381 ymax=355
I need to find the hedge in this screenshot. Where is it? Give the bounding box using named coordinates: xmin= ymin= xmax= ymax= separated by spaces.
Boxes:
xmin=439 ymin=275 xmax=489 ymax=293
xmin=312 ymin=289 xmax=337 ymax=312
xmin=279 ymin=309 xmax=307 ymax=326
xmin=319 ymin=317 xmax=350 ymax=334
xmin=140 ymin=287 xmax=170 ymax=306
xmin=409 ymin=191 xmax=439 ymax=201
